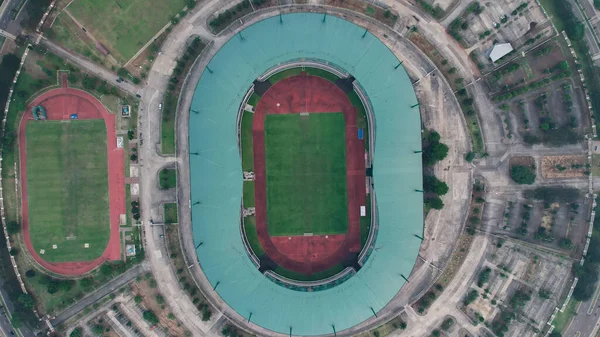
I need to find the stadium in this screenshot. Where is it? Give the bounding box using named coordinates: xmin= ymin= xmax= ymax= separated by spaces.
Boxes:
xmin=188 ymin=12 xmax=423 ymax=336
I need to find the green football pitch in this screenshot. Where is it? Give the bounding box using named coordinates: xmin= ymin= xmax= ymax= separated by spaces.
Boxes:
xmin=264 ymin=113 xmax=348 ymax=236
xmin=66 ymin=0 xmax=187 ymax=63
xmin=26 ymin=120 xmax=110 ymax=263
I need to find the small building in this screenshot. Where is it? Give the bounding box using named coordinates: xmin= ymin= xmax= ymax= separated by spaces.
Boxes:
xmin=486 ymin=43 xmax=514 ymax=63
xmin=121 ymin=105 xmax=131 ymax=117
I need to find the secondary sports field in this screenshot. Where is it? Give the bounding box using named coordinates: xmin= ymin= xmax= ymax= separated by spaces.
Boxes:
xmin=265 ymin=113 xmax=348 ymax=236
xmin=65 ymin=0 xmax=188 ymax=62
xmin=26 ymin=120 xmax=110 ymax=263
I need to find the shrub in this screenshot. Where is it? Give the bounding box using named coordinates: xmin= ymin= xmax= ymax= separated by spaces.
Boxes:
xmin=423 ymin=142 xmax=449 ymax=166
xmin=17 ymin=293 xmax=34 ymax=308
xmin=510 ymin=165 xmax=535 ymax=184
xmin=6 ymin=221 xmax=20 ymax=234
xmin=423 ymin=175 xmax=449 ymax=195
xmin=465 ymin=152 xmax=475 ymax=162
xmin=425 ymin=196 xmax=444 ymax=210
xmin=143 ymin=310 xmax=159 ymax=325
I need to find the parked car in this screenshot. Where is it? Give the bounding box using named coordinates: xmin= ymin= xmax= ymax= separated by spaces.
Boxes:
xmin=158 ymin=103 xmax=163 ymax=110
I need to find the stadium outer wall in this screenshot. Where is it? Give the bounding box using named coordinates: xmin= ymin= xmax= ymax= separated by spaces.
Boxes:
xmin=176 ymin=8 xmax=441 ymax=337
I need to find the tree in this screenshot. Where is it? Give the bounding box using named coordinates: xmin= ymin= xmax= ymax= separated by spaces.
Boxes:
xmin=79 ymin=277 xmax=93 ymax=288
xmin=423 ymin=175 xmax=449 ymax=195
xmin=134 ymin=295 xmax=143 ymax=304
xmin=10 ymin=310 xmax=25 ymax=329
xmin=100 ymin=263 xmax=113 ymax=276
xmin=46 ymin=279 xmax=59 ymax=294
xmin=595 ymin=0 xmax=600 ymax=10
xmin=425 ymin=196 xmax=444 ymax=210
xmin=559 ymin=238 xmax=574 ymax=250
xmin=6 ymin=221 xmax=20 ymax=234
xmin=428 ymin=130 xmax=441 ymax=142
xmin=423 ymin=142 xmax=449 ymax=166
xmin=70 ymin=327 xmax=83 ymax=337
xmin=465 ymin=152 xmax=475 ymax=162
xmin=142 ymin=310 xmax=159 ymax=325
xmin=18 ymin=293 xmax=34 ymax=308
xmin=25 ymin=269 xmax=36 ymax=278
xmin=59 ymin=280 xmax=74 ymax=292
xmin=510 ymin=165 xmax=536 ymax=184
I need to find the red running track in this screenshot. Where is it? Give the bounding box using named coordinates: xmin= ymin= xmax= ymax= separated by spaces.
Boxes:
xmin=18 ymin=75 xmax=124 ymax=276
xmin=252 ymin=74 xmax=366 ymax=275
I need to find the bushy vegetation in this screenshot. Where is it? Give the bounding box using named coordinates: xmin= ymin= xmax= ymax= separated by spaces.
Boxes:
xmin=573 ymin=197 xmax=600 ymax=301
xmin=547 ymin=0 xmax=584 ymax=41
xmin=423 ymin=175 xmax=449 ymax=195
xmin=0 ymin=54 xmax=20 ymax=116
xmin=423 ymin=130 xmax=449 ymax=166
xmin=510 ymin=165 xmax=536 ymax=184
xmin=523 ymin=187 xmax=580 ymax=204
xmin=416 ymin=0 xmax=445 ymax=19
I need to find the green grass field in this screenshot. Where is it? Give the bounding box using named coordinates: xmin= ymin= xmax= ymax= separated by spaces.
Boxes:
xmin=241 ymin=111 xmax=254 ymax=171
xmin=159 ymin=168 xmax=176 ymax=189
xmin=243 ymin=216 xmax=264 ymax=257
xmin=268 ymin=67 xmax=340 ymax=85
xmin=264 ymin=113 xmax=348 ymax=236
xmin=274 ymin=264 xmax=344 ymax=281
xmin=26 ymin=120 xmax=109 ymax=263
xmin=164 ymin=203 xmax=178 ymax=224
xmin=243 ymin=181 xmax=254 ymax=207
xmin=66 ymin=0 xmax=188 ymax=62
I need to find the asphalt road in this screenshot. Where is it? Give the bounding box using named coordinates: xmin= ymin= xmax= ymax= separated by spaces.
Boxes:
xmin=565 ymin=281 xmax=600 ymax=337
xmin=50 ymin=264 xmax=145 ymax=327
xmin=0 ymin=0 xmax=20 ymax=31
xmin=38 ymin=37 xmax=141 ymax=95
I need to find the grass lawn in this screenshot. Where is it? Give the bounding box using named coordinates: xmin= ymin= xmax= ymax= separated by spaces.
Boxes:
xmin=264 ymin=113 xmax=348 ymax=236
xmin=247 ymin=93 xmax=260 ymax=107
xmin=159 ymin=168 xmax=176 ymax=189
xmin=592 ymin=154 xmax=600 ymax=176
xmin=268 ymin=67 xmax=340 ymax=85
xmin=26 ymin=120 xmax=109 ymax=263
xmin=164 ymin=203 xmax=178 ymax=224
xmin=49 ymin=14 xmax=106 ymax=65
xmin=552 ymin=299 xmax=579 ymax=333
xmin=243 ymin=181 xmax=254 ymax=207
xmin=274 ymin=264 xmax=344 ymax=281
xmin=65 ymin=0 xmax=188 ymax=63
xmin=243 ymin=216 xmax=264 ymax=257
xmin=241 ymin=111 xmax=254 ymax=171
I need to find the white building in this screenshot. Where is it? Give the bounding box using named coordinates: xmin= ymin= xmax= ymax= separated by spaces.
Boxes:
xmin=486 ymin=43 xmax=514 ymax=63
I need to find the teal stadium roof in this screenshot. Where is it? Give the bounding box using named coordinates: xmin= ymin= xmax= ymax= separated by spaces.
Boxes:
xmin=189 ymin=13 xmax=423 ymax=336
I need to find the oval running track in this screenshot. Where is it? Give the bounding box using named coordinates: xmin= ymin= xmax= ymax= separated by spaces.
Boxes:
xmin=18 ymin=76 xmax=123 ymax=276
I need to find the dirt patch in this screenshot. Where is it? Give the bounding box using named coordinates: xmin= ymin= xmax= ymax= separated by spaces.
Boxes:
xmin=130 ymin=276 xmax=190 ymax=336
xmin=541 ymin=155 xmax=587 ymax=179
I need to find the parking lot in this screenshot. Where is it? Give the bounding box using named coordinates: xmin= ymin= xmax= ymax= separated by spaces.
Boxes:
xmin=460 ymin=239 xmax=572 ymax=337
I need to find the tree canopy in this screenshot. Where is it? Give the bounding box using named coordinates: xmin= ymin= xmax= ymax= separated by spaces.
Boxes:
xmin=510 ymin=165 xmax=536 ymax=184
xmin=423 ymin=175 xmax=449 ymax=195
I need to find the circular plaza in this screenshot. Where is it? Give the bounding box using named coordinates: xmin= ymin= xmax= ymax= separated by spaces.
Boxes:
xmin=188 ymin=12 xmax=423 ymax=336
